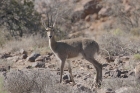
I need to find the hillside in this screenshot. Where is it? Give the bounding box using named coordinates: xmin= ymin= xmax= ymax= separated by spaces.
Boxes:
xmin=0 ymin=0 xmax=140 ymax=93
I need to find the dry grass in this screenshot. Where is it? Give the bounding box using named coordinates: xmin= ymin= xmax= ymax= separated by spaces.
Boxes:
xmin=101 ymin=78 xmax=140 ymax=93
xmin=0 ymin=34 xmax=51 ymax=54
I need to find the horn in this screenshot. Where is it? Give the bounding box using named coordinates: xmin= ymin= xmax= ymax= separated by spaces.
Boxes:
xmin=53 ymin=11 xmax=59 ymax=27
xmin=47 ymin=13 xmax=49 ymax=27
xmin=41 ymin=18 xmax=47 ymax=30
xmin=51 ymin=14 xmax=53 ymax=27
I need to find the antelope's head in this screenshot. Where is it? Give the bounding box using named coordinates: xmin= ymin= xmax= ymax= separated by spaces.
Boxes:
xmin=42 ymin=14 xmax=56 ymax=39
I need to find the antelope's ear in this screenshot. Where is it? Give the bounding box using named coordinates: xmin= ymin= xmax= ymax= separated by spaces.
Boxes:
xmin=53 ymin=22 xmax=55 ymax=28
xmin=45 ymin=28 xmax=49 ymax=32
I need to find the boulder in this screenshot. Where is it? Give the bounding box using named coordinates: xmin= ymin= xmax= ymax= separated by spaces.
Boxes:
xmin=72 ymin=0 xmax=101 ymax=22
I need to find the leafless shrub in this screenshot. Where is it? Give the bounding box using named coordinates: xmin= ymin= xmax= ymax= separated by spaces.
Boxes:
xmin=3 ymin=69 xmax=72 ymax=93
xmin=102 ymin=78 xmax=140 ymax=93
xmin=99 ymin=33 xmax=125 ymax=56
xmin=99 ymin=31 xmax=140 ymax=56
xmin=3 ymin=69 xmax=94 ymax=93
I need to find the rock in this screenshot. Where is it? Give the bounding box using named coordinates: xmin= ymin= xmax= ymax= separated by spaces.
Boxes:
xmin=102 ymin=63 xmax=109 ymax=67
xmin=108 ymin=69 xmax=121 ymax=78
xmin=120 ymin=56 xmax=130 ymax=62
xmin=72 ymin=0 xmax=101 ymax=22
xmin=85 ymin=15 xmax=91 ymax=22
xmin=63 ymin=74 xmax=70 ymax=80
xmin=26 ymin=66 xmax=32 ymax=69
xmin=27 ymin=52 xmax=40 ymax=62
xmin=32 ymin=61 xmax=45 ymax=68
xmin=35 ymin=56 xmax=45 ymax=62
xmin=7 ymin=56 xmax=19 ymax=62
xmin=114 ymin=57 xmax=121 ymax=64
xmin=77 ymin=84 xmax=92 ymax=93
xmin=83 ymin=0 xmax=101 ymax=16
xmin=98 ymin=7 xmax=112 ymax=17
xmin=105 ymin=88 xmax=115 ymax=93
xmin=0 ymin=65 xmax=10 ymax=72
xmin=128 ymin=70 xmax=135 ymax=76
xmin=72 ymin=0 xmax=80 ymax=3
xmin=86 ymin=64 xmax=93 ymax=69
xmin=21 ymin=54 xmax=28 ymax=59
xmin=48 ymin=64 xmax=56 ymax=68
xmin=0 ymin=53 xmax=12 ymax=59
xmin=19 ymin=49 xmax=27 ymax=54
xmin=62 ymin=74 xmax=71 ymax=83
xmin=105 ymin=56 xmax=117 ymax=63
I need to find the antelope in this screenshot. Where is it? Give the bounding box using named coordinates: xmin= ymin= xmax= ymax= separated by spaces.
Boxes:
xmin=42 ymin=15 xmax=102 ymax=87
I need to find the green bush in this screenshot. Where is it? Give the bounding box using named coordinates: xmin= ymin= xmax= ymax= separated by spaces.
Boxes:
xmin=0 ymin=0 xmax=41 ymax=37
xmin=134 ymin=54 xmax=140 ymax=61
xmin=0 ymin=77 xmax=7 ymax=93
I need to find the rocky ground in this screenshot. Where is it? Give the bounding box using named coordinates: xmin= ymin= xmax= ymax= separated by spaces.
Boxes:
xmin=0 ymin=49 xmax=138 ymax=93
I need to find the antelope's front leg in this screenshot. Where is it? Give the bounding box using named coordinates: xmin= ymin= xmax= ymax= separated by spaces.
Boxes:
xmin=60 ymin=59 xmax=65 ymax=83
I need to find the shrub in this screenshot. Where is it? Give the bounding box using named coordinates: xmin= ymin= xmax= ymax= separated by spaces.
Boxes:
xmin=0 ymin=77 xmax=7 ymax=93
xmin=99 ymin=32 xmax=125 ymax=56
xmin=3 ymin=69 xmax=94 ymax=93
xmin=99 ymin=31 xmax=140 ymax=56
xmin=134 ymin=54 xmax=140 ymax=61
xmin=4 ymin=69 xmax=68 ymax=93
xmin=0 ymin=0 xmax=41 ymax=37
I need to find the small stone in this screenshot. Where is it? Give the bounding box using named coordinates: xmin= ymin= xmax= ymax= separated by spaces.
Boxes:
xmin=27 ymin=52 xmax=40 ymax=62
xmin=0 ymin=65 xmax=10 ymax=72
xmin=63 ymin=74 xmax=69 ymax=80
xmin=105 ymin=88 xmax=115 ymax=93
xmin=35 ymin=56 xmax=44 ymax=62
xmin=33 ymin=61 xmax=45 ymax=68
xmin=21 ymin=54 xmax=28 ymax=59
xmin=48 ymin=64 xmax=55 ymax=68
xmin=86 ymin=64 xmax=93 ymax=69
xmin=20 ymin=49 xmax=27 ymax=54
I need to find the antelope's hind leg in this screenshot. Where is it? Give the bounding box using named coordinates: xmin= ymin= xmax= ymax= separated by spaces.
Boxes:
xmin=67 ymin=60 xmax=75 ymax=85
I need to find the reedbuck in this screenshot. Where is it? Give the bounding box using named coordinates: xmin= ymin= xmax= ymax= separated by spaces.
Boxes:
xmin=42 ymin=15 xmax=102 ymax=87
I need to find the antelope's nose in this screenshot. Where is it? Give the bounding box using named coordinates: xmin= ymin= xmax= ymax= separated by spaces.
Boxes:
xmin=49 ymin=36 xmax=52 ymax=38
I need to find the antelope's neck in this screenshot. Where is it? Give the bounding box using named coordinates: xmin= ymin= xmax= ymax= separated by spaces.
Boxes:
xmin=49 ymin=37 xmax=57 ymax=51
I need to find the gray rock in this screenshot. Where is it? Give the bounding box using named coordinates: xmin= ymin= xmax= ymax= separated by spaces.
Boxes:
xmin=34 ymin=62 xmax=45 ymax=68
xmin=0 ymin=65 xmax=10 ymax=72
xmin=105 ymin=88 xmax=115 ymax=93
xmin=27 ymin=52 xmax=40 ymax=62
xmin=21 ymin=54 xmax=28 ymax=59
xmin=0 ymin=53 xmax=12 ymax=59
